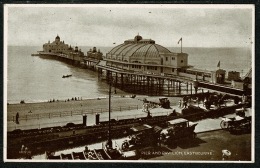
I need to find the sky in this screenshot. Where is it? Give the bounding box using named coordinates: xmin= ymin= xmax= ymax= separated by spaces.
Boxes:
xmin=5 ymin=4 xmax=254 ymax=48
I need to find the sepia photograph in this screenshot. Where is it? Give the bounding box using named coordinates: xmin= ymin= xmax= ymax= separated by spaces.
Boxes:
xmin=3 ymin=4 xmax=254 ymax=162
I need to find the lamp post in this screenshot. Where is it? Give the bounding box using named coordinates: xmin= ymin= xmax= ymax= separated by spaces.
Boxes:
xmin=107 ymin=72 xmax=113 ymax=149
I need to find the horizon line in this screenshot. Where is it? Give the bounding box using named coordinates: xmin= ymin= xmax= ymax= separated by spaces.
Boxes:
xmin=7 ymin=45 xmax=251 ymax=49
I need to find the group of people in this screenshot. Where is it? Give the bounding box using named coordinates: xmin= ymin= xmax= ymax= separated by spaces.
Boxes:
xmin=64 ymin=97 xmax=83 ymax=102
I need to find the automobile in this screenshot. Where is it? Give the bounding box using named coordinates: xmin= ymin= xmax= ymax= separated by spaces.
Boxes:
xmin=121 ymin=124 xmax=162 ymax=151
xmin=160 ymin=118 xmax=198 ymax=144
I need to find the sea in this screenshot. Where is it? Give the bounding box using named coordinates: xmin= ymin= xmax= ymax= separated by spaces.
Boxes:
xmin=7 ymin=46 xmax=252 ymax=104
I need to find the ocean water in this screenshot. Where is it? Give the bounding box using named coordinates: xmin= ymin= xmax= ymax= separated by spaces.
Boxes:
xmin=7 ymin=46 xmax=252 ymax=104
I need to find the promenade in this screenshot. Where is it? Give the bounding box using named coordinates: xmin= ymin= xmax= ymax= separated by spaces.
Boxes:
xmin=7 ymin=96 xmax=180 ymax=131
xmin=7 ymin=95 xmax=251 ymax=132
xmin=15 ymin=95 xmax=251 ymax=161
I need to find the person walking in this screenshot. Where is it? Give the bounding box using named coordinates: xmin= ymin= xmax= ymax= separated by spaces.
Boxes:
xmin=179 ymin=100 xmax=182 ymax=108
xmin=183 ymin=101 xmax=188 ymax=109
xmin=16 ymin=112 xmax=19 ymax=124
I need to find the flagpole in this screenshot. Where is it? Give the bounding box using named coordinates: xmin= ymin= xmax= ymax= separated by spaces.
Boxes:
xmin=178 ymin=37 xmax=183 ymax=53
xmin=181 ymin=40 xmax=182 ymax=53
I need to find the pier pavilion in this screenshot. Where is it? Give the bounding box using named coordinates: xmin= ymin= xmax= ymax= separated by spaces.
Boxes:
xmin=40 ymin=35 xmax=84 ymax=64
xmin=96 ymin=35 xmax=218 ymax=96
xmin=82 ymin=47 xmax=103 ymax=70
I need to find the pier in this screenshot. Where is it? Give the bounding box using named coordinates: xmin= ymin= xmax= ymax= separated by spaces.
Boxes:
xmin=97 ymin=65 xmax=248 ymax=97
xmin=198 ymin=81 xmax=250 ymax=96
xmin=97 ymin=65 xmax=195 ymax=96
xmin=33 ymin=35 xmax=251 ymax=97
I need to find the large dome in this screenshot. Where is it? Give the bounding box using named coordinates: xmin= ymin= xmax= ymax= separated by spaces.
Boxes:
xmin=108 ymin=35 xmax=171 ymax=58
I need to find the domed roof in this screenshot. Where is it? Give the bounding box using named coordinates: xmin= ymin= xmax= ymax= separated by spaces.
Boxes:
xmin=108 ymin=36 xmax=171 ymax=58
xmin=55 ymin=35 xmax=60 ymax=39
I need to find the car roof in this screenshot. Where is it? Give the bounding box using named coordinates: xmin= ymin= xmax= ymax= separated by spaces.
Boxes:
xmin=167 ymin=118 xmax=188 ymax=125
xmin=130 ymin=124 xmax=152 ymax=132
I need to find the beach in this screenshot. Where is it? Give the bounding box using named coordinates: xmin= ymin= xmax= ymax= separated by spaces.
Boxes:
xmin=7 ymin=95 xmax=183 ymax=131
xmin=7 ymin=96 xmax=183 ymax=116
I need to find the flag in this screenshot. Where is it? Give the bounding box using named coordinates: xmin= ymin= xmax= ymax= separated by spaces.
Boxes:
xmin=178 ymin=37 xmax=182 ymax=44
xmin=217 ymin=61 xmax=220 ymax=68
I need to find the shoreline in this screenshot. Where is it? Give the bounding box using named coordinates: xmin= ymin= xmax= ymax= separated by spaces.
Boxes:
xmin=7 ymin=92 xmax=201 ymax=105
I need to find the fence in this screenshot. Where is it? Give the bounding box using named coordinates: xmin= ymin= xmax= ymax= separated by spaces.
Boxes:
xmin=7 ymin=105 xmax=140 ymax=122
xmin=100 ymin=111 xmax=170 ymax=121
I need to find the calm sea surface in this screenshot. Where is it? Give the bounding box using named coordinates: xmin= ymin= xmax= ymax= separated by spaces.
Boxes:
xmin=7 ymin=46 xmax=252 ymax=104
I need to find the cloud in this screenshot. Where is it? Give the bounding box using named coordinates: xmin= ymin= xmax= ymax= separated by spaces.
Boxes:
xmin=6 ymin=5 xmax=253 ymax=48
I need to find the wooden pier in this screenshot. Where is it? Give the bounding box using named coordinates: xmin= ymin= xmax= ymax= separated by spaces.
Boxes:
xmin=198 ymin=81 xmax=250 ymax=96
xmin=97 ymin=64 xmax=248 ymax=97
xmin=97 ymin=65 xmax=198 ymax=97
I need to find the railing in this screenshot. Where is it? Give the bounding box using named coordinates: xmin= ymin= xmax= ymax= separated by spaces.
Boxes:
xmin=8 ymin=104 xmax=242 ymax=132
xmin=100 ymin=111 xmax=170 ymax=121
xmin=7 ymin=105 xmax=140 ymax=122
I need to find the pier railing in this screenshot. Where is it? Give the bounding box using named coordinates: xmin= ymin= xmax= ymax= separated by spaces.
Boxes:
xmin=7 ymin=105 xmax=141 ymax=122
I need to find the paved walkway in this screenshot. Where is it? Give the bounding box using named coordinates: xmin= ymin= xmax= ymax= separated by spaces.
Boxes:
xmin=30 ymin=103 xmax=252 ymax=161
xmin=7 ymin=98 xmax=251 ymax=132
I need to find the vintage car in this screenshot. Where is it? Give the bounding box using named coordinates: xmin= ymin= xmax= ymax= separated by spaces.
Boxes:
xmin=220 ymin=115 xmax=251 ymax=134
xmin=121 ymin=124 xmax=162 ymax=151
xmin=160 ymin=118 xmax=198 ymax=144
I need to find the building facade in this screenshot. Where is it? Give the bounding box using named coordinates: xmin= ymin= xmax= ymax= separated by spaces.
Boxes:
xmin=86 ymin=47 xmax=103 ymax=60
xmin=105 ymin=35 xmax=190 ymax=75
xmin=41 ymin=35 xmax=84 ymax=62
xmin=100 ymin=35 xmax=217 ymax=83
xmin=42 ymin=35 xmax=83 ymax=55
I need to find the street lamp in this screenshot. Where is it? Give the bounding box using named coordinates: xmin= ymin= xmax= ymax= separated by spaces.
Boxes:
xmin=106 ymin=73 xmax=113 ymax=149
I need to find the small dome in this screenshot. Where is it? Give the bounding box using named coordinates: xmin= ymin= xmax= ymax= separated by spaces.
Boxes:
xmin=55 ymin=35 xmax=60 ymax=39
xmin=134 ymin=34 xmax=142 ymax=42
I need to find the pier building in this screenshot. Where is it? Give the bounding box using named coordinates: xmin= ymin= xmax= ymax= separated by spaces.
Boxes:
xmin=97 ymin=35 xmax=250 ymax=96
xmin=82 ymin=47 xmax=103 ymax=70
xmin=97 ymin=35 xmax=218 ymax=95
xmin=105 ymin=34 xmax=191 ymax=76
xmin=40 ymin=35 xmax=84 ymax=64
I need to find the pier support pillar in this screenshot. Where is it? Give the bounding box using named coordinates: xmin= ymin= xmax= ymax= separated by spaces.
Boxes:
xmin=168 ymin=79 xmax=170 ymax=96
xmin=121 ymin=73 xmax=123 ymax=89
xmin=115 ymin=72 xmax=118 ymax=90
xmin=179 ymin=81 xmax=181 ymax=94
xmin=190 ymin=83 xmax=193 ymax=96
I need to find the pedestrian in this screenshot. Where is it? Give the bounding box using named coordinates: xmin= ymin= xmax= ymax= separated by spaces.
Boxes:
xmin=20 ymin=145 xmax=25 ymax=153
xmin=183 ymin=101 xmax=187 ymax=109
xmin=16 ymin=112 xmax=19 ymax=124
xmin=178 ymin=100 xmax=182 ymax=108
xmin=203 ymin=98 xmax=207 ymax=107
